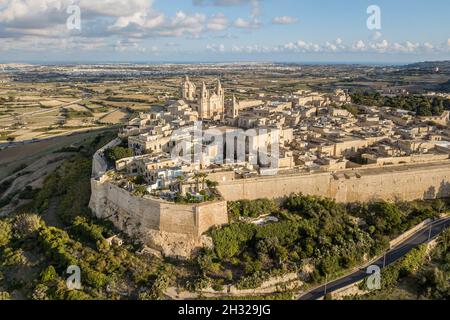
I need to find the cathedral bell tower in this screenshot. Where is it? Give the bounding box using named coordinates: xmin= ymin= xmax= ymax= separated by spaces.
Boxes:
xmin=199 ymin=82 xmax=210 ymax=119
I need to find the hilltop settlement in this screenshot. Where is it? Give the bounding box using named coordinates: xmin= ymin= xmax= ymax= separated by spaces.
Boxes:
xmin=89 ymin=76 xmax=450 ymax=258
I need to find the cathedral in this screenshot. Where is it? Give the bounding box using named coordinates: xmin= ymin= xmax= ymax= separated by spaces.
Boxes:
xmin=180 ymin=76 xmax=225 ymax=119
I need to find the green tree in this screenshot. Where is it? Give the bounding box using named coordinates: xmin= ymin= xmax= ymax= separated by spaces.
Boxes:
xmin=211 ymin=223 xmax=256 ymax=260
xmin=106 ymin=146 xmax=133 ymax=162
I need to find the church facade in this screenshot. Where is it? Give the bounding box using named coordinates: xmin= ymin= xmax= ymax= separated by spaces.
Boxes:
xmin=180 ymin=76 xmax=225 ymax=119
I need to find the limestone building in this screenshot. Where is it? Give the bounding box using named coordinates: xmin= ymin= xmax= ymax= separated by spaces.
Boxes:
xmin=180 ymin=76 xmax=225 ymax=119
xmin=181 ymin=76 xmax=196 ymax=101
xmin=198 ymin=80 xmax=225 ymax=119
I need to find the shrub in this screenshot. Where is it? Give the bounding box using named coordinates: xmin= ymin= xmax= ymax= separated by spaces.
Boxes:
xmin=197 ymin=250 xmax=221 ymax=275
xmin=224 ymin=270 xmax=233 ymax=282
xmin=65 ymin=290 xmax=92 ymax=300
xmin=0 ymin=292 xmax=11 ymax=300
xmin=283 ymin=193 xmax=345 ymax=219
xmin=133 ymin=185 xmax=148 ymax=197
xmin=82 ymin=265 xmax=108 ymax=289
xmin=212 ymin=281 xmax=224 ymax=292
xmin=186 ymin=276 xmax=211 ymax=292
xmin=399 ymin=245 xmax=428 ymax=276
xmin=37 ymin=227 xmax=77 ymax=267
xmin=41 ymin=266 xmax=58 ymax=283
xmin=73 ymin=217 xmax=106 ymax=245
xmin=255 ymin=220 xmax=300 ymax=246
xmin=0 ymin=220 xmax=12 ymax=247
xmin=13 ymin=213 xmax=43 ymax=238
xmin=235 ymin=271 xmax=269 ymax=290
xmin=148 ymin=266 xmax=174 ymax=299
xmin=1 ymin=248 xmax=27 ymax=267
xmin=228 ymin=199 xmax=279 ymax=219
xmin=106 ymin=146 xmax=133 ymax=163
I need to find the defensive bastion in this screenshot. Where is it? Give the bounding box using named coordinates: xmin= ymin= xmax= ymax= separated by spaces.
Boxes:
xmin=89 ymin=139 xmax=229 ymax=258
xmin=89 ymin=179 xmax=228 ymax=258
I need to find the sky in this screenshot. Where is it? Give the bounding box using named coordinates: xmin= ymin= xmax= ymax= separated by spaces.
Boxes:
xmin=0 ymin=0 xmax=449 ymax=64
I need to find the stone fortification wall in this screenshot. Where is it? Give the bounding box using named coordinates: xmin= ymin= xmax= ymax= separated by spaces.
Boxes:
xmin=89 ymin=179 xmax=228 ymax=258
xmin=217 ymin=161 xmax=450 ymax=203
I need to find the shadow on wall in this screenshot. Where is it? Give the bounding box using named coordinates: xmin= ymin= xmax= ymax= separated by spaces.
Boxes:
xmin=423 ymin=180 xmax=450 ymax=200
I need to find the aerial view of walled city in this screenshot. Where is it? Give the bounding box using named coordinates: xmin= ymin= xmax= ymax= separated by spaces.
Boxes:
xmin=0 ymin=0 xmax=449 ymax=312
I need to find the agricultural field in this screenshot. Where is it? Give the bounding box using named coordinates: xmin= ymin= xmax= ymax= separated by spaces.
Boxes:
xmin=0 ymin=79 xmax=172 ymax=143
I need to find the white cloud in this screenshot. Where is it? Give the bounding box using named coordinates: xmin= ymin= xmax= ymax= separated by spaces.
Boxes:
xmin=193 ymin=0 xmax=261 ymax=17
xmin=109 ymin=12 xmax=165 ymax=32
xmin=0 ymin=0 xmax=220 ymax=40
xmin=0 ymin=0 xmax=155 ymax=27
xmin=296 ymin=40 xmax=307 ymax=48
xmin=206 ymin=43 xmax=225 ymax=52
xmin=284 ymin=42 xmax=296 ymax=50
xmin=389 ymin=41 xmax=420 ymax=53
xmin=218 ymin=37 xmax=450 ymax=57
xmin=231 ymin=44 xmax=271 ymax=53
xmin=114 ymin=39 xmax=146 ymax=53
xmin=207 ymin=13 xmax=228 ymax=31
xmin=249 ymin=0 xmax=261 ymax=18
xmin=0 ymin=35 xmax=108 ymax=52
xmin=325 ymin=41 xmax=337 ymax=52
xmin=214 ymin=32 xmax=238 ymax=39
xmin=230 ymin=37 xmax=445 ymax=56
xmin=233 ymin=17 xmax=260 ymax=29
xmin=423 ymin=42 xmax=433 ymax=50
xmin=158 ymin=11 xmax=206 ymax=37
xmin=0 ymin=1 xmax=447 ymax=58
xmin=272 ymin=16 xmax=298 ymax=25
xmin=369 ymin=39 xmax=389 ymax=52
xmin=353 ymin=40 xmax=366 ymax=51
xmin=371 ymin=31 xmax=382 ymax=40
xmin=406 ymin=41 xmax=420 ymax=52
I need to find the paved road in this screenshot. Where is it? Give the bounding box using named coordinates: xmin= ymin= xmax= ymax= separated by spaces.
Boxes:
xmin=299 ymin=217 xmax=450 ymax=300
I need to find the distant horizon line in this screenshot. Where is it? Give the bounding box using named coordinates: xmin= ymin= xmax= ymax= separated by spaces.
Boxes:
xmin=1 ymin=59 xmax=449 ymax=67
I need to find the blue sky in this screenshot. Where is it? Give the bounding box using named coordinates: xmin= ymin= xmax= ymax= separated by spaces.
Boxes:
xmin=0 ymin=0 xmax=449 ymax=63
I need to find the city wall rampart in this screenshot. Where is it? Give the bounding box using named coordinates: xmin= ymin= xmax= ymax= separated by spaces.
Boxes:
xmin=216 ymin=161 xmax=450 ymax=203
